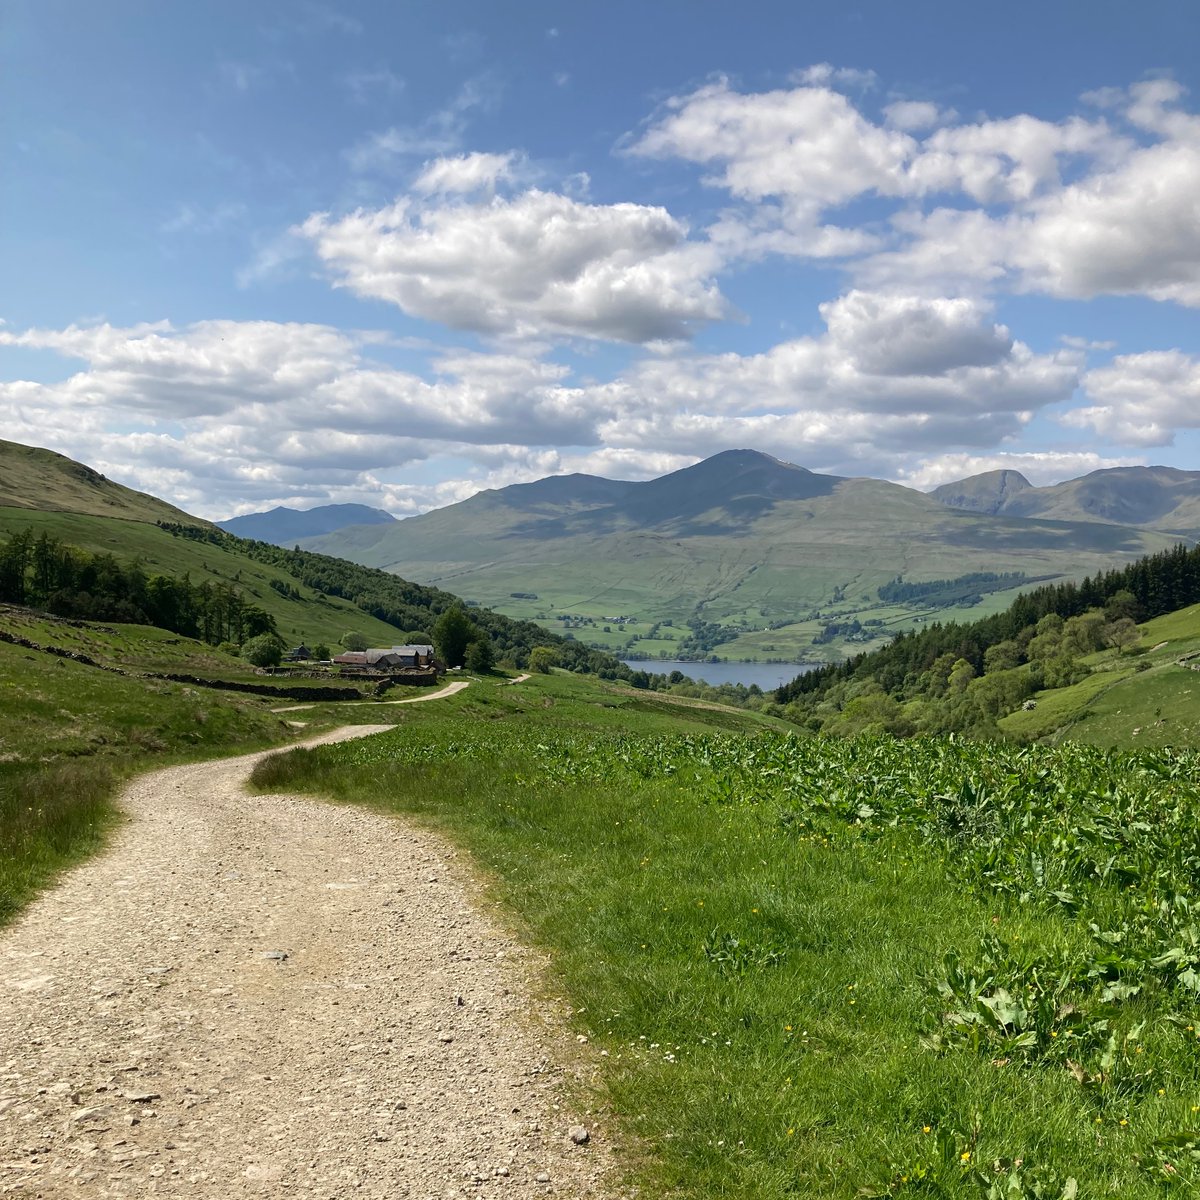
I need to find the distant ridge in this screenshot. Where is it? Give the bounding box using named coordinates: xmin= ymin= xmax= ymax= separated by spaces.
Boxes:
xmin=294 ymin=448 xmax=1179 ymax=657
xmin=931 ymin=469 xmax=1032 ymax=516
xmin=219 ymin=503 xmax=397 ymax=544
xmin=933 ymin=465 xmax=1200 ymax=534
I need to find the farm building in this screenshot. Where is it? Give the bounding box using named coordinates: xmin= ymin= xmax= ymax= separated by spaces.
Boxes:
xmin=331 ymin=645 xmax=439 ymax=673
xmin=390 ymin=644 xmax=436 ymax=667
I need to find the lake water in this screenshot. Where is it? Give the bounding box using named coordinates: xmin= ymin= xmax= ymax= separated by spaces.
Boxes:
xmin=619 ymin=659 xmax=818 ymax=690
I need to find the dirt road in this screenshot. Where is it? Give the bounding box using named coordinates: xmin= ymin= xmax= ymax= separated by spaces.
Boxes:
xmin=272 ymin=679 xmax=471 ymax=714
xmin=0 ymin=726 xmax=613 ymax=1197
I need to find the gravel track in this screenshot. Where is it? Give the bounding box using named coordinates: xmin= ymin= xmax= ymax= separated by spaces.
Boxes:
xmin=271 ymin=680 xmax=472 ymax=715
xmin=0 ymin=726 xmax=616 ymax=1198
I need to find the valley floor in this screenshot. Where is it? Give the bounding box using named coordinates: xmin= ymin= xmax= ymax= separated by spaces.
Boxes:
xmin=0 ymin=726 xmax=614 ymax=1198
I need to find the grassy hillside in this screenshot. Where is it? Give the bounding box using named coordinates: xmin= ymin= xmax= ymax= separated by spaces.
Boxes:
xmin=302 ymin=454 xmax=1177 ymax=663
xmin=0 ymin=441 xmax=609 ymax=670
xmin=255 ymin=670 xmax=1200 ymax=1198
xmin=999 ymin=603 xmax=1200 ymax=748
xmin=0 ymin=438 xmax=203 ymax=525
xmin=0 ymin=506 xmax=411 ymax=647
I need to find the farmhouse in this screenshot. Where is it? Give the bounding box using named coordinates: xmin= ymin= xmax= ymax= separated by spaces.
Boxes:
xmin=331 ymin=644 xmax=439 ymax=673
xmin=390 ymin=643 xmax=436 ymax=667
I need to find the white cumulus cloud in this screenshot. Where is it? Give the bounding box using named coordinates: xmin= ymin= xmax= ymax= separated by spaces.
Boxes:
xmin=1068 ymin=350 xmax=1200 ymax=445
xmin=413 ymin=151 xmax=520 ymax=195
xmin=632 ymin=71 xmax=1200 ymax=309
xmin=299 ymin=188 xmax=727 ymax=343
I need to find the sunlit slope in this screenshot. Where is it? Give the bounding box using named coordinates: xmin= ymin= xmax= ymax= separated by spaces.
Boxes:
xmin=999 ymin=602 xmax=1200 ymax=748
xmin=0 ymin=439 xmax=203 ymax=525
xmin=0 ymin=506 xmax=407 ymax=647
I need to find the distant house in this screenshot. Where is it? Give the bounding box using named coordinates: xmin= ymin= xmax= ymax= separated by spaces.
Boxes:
xmin=390 ymin=644 xmax=436 ymax=668
xmin=284 ymin=644 xmax=311 ymax=662
xmin=332 ymin=646 xmax=437 ymax=672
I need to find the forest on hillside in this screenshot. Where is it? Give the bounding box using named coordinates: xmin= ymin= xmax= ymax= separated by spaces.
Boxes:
xmin=777 ymin=542 xmax=1200 ymax=737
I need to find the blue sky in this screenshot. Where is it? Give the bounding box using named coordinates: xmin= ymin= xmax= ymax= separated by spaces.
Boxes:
xmin=3 ymin=0 xmax=1199 ymax=518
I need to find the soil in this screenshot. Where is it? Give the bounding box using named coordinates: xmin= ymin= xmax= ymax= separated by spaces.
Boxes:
xmin=0 ymin=726 xmax=618 ymax=1197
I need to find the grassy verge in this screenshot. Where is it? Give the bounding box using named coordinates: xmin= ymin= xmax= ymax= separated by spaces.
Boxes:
xmin=250 ymin=671 xmax=1200 ymax=1198
xmin=0 ymin=760 xmax=122 ymax=925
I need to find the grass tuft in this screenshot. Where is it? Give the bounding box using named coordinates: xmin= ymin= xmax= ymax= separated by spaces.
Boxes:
xmin=0 ymin=761 xmax=121 ymax=924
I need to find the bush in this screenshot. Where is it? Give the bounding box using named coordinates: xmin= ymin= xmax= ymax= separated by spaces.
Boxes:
xmin=242 ymin=633 xmax=286 ymax=668
xmin=528 ymin=646 xmax=558 ymax=674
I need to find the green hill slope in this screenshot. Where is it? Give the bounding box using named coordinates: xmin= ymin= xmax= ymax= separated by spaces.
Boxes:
xmin=301 ymin=450 xmax=1178 ymax=662
xmin=0 ymin=438 xmax=203 ymax=525
xmin=999 ymin=602 xmax=1200 ymax=748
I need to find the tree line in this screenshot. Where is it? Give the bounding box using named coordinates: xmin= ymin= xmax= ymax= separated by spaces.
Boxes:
xmin=0 ymin=528 xmax=276 ymax=644
xmin=771 ymin=541 xmax=1200 ymax=737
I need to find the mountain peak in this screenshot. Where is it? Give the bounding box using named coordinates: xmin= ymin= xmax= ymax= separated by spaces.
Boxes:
xmin=931 ymin=469 xmax=1032 ymax=516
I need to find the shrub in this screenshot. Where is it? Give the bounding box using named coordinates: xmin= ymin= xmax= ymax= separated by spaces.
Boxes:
xmin=528 ymin=646 xmax=558 ymax=674
xmin=242 ymin=633 xmax=286 ymax=667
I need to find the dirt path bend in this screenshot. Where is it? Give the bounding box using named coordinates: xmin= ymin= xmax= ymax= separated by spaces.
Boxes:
xmin=0 ymin=727 xmax=615 ymax=1198
xmin=271 ymin=679 xmax=471 ymax=715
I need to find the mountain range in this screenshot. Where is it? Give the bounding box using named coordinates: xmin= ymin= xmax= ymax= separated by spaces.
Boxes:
xmin=931 ymin=465 xmax=1200 ymax=533
xmin=0 ymin=438 xmax=589 ymax=667
xmin=9 ymin=437 xmax=1197 ymax=666
xmin=284 ymin=450 xmax=1193 ymax=663
xmin=218 ymin=504 xmax=395 ymax=543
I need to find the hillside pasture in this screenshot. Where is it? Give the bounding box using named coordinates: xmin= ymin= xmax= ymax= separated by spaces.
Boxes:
xmin=0 ymin=506 xmax=405 ymax=649
xmin=254 ymin=671 xmax=1200 ymax=1199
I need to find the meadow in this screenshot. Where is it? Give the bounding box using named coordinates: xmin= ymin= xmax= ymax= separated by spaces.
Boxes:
xmin=253 ymin=670 xmax=1200 ymax=1199
xmin=998 ymin=604 xmax=1200 ymax=749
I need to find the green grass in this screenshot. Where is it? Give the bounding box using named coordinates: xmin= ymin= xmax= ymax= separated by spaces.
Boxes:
xmin=0 ymin=437 xmax=200 ymax=524
xmin=1069 ymin=666 xmax=1200 ymax=749
xmin=0 ymin=760 xmax=122 ymax=925
xmin=997 ymin=604 xmax=1200 ymax=749
xmin=0 ymin=505 xmax=407 ymax=649
xmin=998 ymin=667 xmax=1134 ymax=743
xmin=250 ymin=673 xmax=1200 ymax=1198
